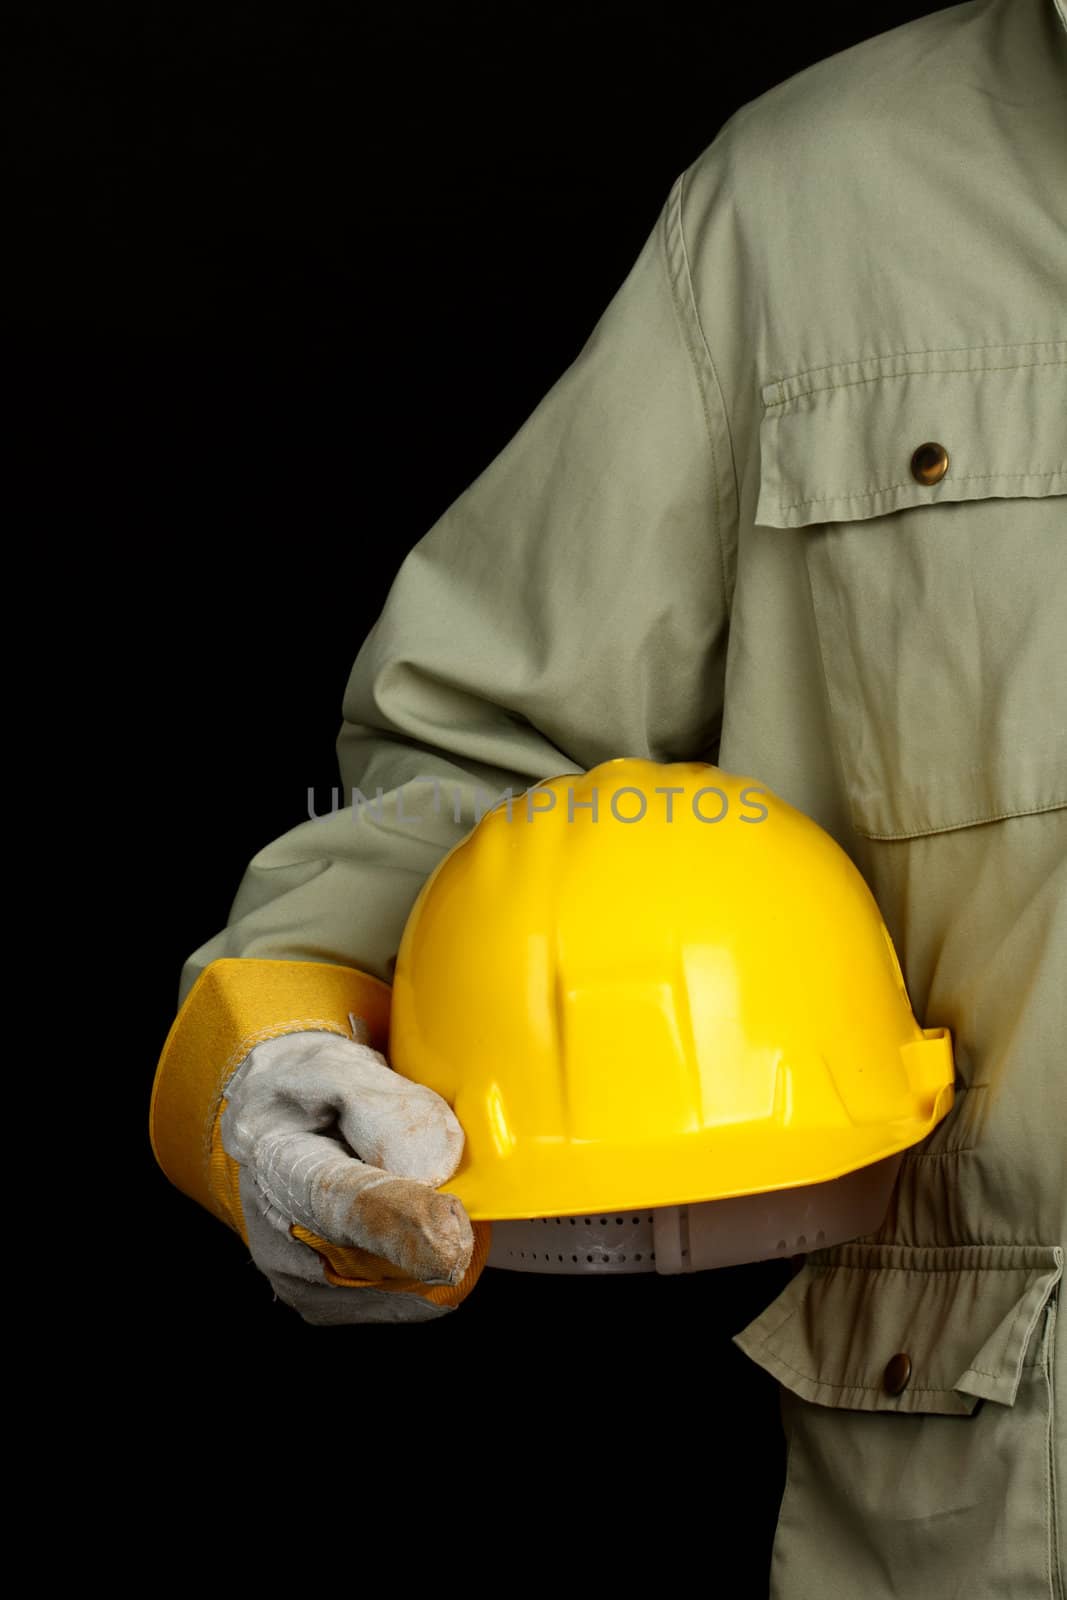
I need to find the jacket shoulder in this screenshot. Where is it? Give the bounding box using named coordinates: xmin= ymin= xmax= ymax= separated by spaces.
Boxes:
xmin=681 ymin=1 xmax=986 ymax=222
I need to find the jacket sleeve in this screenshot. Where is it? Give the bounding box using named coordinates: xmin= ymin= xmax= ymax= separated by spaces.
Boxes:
xmin=150 ymin=167 xmax=739 ymax=1234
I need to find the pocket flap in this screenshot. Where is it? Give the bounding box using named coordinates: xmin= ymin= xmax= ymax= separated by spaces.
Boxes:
xmin=733 ymin=1241 xmax=1063 ymax=1415
xmin=753 ymin=344 xmax=1067 ymax=531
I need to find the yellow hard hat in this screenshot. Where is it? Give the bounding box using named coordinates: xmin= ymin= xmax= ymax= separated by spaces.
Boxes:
xmin=389 ymin=758 xmax=954 ymax=1269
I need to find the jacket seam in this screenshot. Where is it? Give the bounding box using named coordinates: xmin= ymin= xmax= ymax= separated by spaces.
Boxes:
xmin=857 ymin=795 xmax=1067 ymax=842
xmin=1041 ymin=1300 xmax=1062 ymax=1599
xmin=764 ymin=1358 xmax=975 ymax=1398
xmin=667 ymin=167 xmax=737 ymax=616
xmin=780 ymin=467 xmax=1066 ymax=513
xmin=763 ymin=345 xmax=1067 ymax=403
xmin=771 ymin=338 xmax=1065 ymax=387
xmin=809 ymin=1264 xmax=1054 ymax=1276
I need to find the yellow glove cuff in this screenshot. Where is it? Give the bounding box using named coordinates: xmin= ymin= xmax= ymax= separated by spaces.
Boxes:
xmin=149 ymin=957 xmax=490 ymax=1308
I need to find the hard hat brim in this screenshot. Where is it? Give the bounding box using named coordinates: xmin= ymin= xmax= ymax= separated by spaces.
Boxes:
xmin=439 ymin=1046 xmax=954 ymax=1222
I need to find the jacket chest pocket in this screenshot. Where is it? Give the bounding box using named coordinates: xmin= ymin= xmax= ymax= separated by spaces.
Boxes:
xmin=754 ymin=345 xmax=1067 ymax=841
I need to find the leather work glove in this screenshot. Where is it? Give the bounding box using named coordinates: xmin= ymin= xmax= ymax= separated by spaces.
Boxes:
xmin=220 ymin=1019 xmax=478 ymax=1324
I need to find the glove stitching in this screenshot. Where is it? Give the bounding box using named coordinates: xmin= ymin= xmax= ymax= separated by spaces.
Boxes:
xmin=285 ymin=1144 xmax=343 ymax=1231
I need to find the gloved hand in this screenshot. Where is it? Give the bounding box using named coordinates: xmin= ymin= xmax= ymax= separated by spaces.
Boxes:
xmin=220 ymin=1020 xmax=477 ymax=1324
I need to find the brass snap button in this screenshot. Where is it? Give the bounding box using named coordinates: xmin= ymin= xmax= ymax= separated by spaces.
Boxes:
xmin=883 ymin=1352 xmax=913 ymax=1396
xmin=910 ymin=442 xmax=949 ymax=486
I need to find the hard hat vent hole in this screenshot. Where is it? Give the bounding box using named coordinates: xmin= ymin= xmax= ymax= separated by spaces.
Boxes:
xmin=816 ymin=1230 xmax=826 ymax=1243
xmin=489 ymin=1211 xmax=660 ymax=1275
xmin=776 ymin=1239 xmax=788 ymax=1251
xmin=797 ymin=1236 xmax=806 ymax=1248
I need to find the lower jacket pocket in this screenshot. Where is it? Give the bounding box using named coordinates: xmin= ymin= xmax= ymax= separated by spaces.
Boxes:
xmin=733 ymin=1242 xmax=1064 ymax=1599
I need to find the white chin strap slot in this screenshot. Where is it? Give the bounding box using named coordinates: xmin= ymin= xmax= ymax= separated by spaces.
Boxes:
xmin=485 ymin=1153 xmax=903 ymax=1275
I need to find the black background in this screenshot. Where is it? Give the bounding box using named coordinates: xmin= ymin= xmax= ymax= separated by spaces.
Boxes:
xmin=10 ymin=0 xmax=943 ymax=1562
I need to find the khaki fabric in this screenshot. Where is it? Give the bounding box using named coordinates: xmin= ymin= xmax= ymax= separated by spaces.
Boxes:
xmin=175 ymin=2 xmax=1066 ymax=1592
